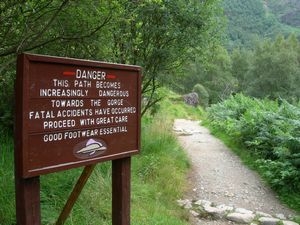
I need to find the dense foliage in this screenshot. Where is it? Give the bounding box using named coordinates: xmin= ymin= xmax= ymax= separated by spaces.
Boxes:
xmin=206 ymin=94 xmax=300 ymax=195
xmin=245 ymin=35 xmax=300 ymax=100
xmin=0 ymin=0 xmax=223 ymax=132
xmin=176 ymin=34 xmax=300 ymax=105
xmin=193 ymin=84 xmax=209 ymax=108
xmin=173 ymin=45 xmax=237 ymax=103
xmin=223 ymin=0 xmax=278 ymax=49
xmin=268 ymin=0 xmax=300 ymax=28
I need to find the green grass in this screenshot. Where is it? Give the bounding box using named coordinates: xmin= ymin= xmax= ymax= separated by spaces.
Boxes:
xmin=158 ymin=88 xmax=205 ymax=120
xmin=0 ymin=107 xmax=192 ymax=224
xmin=0 ymin=134 xmax=15 ymax=224
xmin=203 ymin=121 xmax=300 ymax=218
xmin=132 ymin=115 xmax=191 ymax=225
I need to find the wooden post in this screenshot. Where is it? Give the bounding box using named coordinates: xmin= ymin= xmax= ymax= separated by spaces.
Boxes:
xmin=112 ymin=157 xmax=131 ymax=225
xmin=56 ymin=165 xmax=96 ymax=225
xmin=15 ymin=176 xmax=41 ymax=225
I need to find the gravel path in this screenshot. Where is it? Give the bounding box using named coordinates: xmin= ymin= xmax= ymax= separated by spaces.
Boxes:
xmin=174 ymin=119 xmax=297 ymax=225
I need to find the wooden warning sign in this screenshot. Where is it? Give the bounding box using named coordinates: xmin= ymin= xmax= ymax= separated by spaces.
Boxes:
xmin=15 ymin=53 xmax=141 ymax=178
xmin=14 ymin=53 xmax=141 ymax=225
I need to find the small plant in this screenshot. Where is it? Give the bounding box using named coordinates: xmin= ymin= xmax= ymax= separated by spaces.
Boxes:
xmin=193 ymin=84 xmax=209 ymax=108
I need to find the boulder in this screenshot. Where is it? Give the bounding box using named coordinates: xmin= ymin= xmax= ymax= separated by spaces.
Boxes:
xmin=190 ymin=210 xmax=200 ymax=217
xmin=282 ymin=221 xmax=299 ymax=225
xmin=258 ymin=217 xmax=280 ymax=225
xmin=177 ymin=199 xmax=192 ymax=208
xmin=183 ymin=92 xmax=199 ymax=106
xmin=203 ymin=205 xmax=226 ymax=218
xmin=227 ymin=212 xmax=255 ymax=223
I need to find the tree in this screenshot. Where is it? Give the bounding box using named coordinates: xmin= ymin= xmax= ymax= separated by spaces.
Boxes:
xmin=247 ymin=35 xmax=300 ymax=100
xmin=200 ymin=45 xmax=237 ymax=103
xmin=0 ymin=1 xmax=113 ymax=59
xmin=231 ymin=48 xmax=253 ymax=92
xmin=0 ymin=0 xmax=225 ymax=130
xmin=0 ymin=0 xmax=113 ymax=131
xmin=106 ymin=0 xmax=224 ymax=115
xmin=193 ymin=84 xmax=209 ymax=107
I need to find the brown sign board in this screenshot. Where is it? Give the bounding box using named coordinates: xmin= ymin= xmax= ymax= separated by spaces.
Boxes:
xmin=15 ymin=53 xmax=141 ymax=178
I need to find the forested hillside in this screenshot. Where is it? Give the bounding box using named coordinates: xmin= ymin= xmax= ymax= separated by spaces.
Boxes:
xmin=268 ymin=0 xmax=300 ymax=27
xmin=223 ymin=0 xmax=300 ymax=49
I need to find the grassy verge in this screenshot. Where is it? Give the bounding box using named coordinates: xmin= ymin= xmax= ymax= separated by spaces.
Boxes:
xmin=158 ymin=88 xmax=205 ymax=120
xmin=0 ymin=95 xmax=195 ymax=224
xmin=203 ymin=122 xmax=300 ymax=221
xmin=0 ymin=133 xmax=15 ymax=224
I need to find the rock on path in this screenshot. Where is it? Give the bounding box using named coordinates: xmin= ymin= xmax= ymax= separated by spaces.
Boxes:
xmin=177 ymin=199 xmax=298 ymax=225
xmin=174 ymin=119 xmax=297 ymax=225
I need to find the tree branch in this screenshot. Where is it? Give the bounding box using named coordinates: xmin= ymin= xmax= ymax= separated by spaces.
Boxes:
xmin=18 ymin=0 xmax=69 ymax=53
xmin=141 ymin=77 xmax=159 ymax=116
xmin=0 ymin=9 xmax=112 ymax=57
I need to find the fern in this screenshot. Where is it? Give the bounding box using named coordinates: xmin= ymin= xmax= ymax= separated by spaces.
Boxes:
xmin=207 ymin=94 xmax=300 ymax=192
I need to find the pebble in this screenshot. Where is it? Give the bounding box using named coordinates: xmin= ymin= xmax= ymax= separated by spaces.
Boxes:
xmin=173 ymin=127 xmax=183 ymax=132
xmin=190 ymin=209 xmax=199 ymax=217
xmin=177 ymin=199 xmax=187 ymax=207
xmin=275 ymin=213 xmax=286 ymax=220
xmin=177 ymin=199 xmax=192 ymax=207
xmin=258 ymin=217 xmax=280 ymax=225
xmin=217 ymin=204 xmax=234 ymax=212
xmin=203 ymin=206 xmax=225 ymax=218
xmin=194 ymin=199 xmax=211 ymax=207
xmin=227 ymin=212 xmax=255 ymax=223
xmin=184 ymin=201 xmax=193 ymax=209
xmin=225 ymin=191 xmax=235 ymax=197
xmin=179 ymin=132 xmax=193 ymax=136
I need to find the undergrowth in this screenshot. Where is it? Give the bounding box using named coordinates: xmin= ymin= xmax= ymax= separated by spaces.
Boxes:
xmin=204 ymin=94 xmax=300 ymax=213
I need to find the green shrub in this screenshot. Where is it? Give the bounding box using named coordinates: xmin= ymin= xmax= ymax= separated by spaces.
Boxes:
xmin=257 ymin=159 xmax=300 ymax=191
xmin=206 ymin=94 xmax=300 ymax=193
xmin=0 ymin=70 xmax=14 ymax=134
xmin=193 ymin=84 xmax=209 ymax=107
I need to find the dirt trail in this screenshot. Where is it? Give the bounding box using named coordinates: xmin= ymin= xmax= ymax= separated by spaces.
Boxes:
xmin=174 ymin=119 xmax=296 ymax=225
